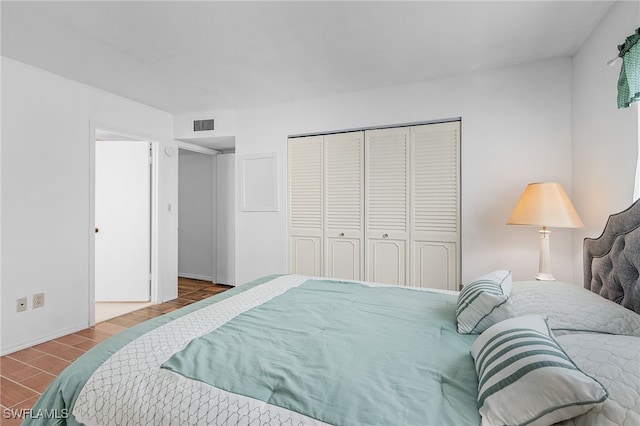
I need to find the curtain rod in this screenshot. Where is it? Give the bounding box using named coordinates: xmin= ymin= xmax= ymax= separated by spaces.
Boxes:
xmin=609 ymin=27 xmax=640 ymax=66
xmin=288 ymin=117 xmax=461 ymax=139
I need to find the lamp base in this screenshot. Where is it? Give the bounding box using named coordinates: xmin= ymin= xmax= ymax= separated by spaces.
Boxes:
xmin=535 ymin=272 xmax=556 ymax=281
xmin=537 ymin=227 xmax=556 ymax=281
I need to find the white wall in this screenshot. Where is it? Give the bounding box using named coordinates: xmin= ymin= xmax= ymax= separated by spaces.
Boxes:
xmin=572 ymin=0 xmax=640 ymax=285
xmin=235 ymin=58 xmax=574 ymax=285
xmin=216 ymin=153 xmax=236 ymax=286
xmin=178 ymin=150 xmax=215 ymax=281
xmin=5 ymin=14 xmax=627 ymax=352
xmin=1 ymin=57 xmax=178 ymax=354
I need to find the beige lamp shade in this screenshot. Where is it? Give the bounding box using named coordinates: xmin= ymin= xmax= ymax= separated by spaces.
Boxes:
xmin=507 ymin=182 xmax=584 ymax=228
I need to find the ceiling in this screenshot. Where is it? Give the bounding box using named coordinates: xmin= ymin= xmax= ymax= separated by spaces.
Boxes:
xmin=2 ymin=1 xmax=612 ymax=116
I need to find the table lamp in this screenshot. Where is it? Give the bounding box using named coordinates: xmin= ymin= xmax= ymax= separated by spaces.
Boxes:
xmin=507 ymin=182 xmax=583 ymax=280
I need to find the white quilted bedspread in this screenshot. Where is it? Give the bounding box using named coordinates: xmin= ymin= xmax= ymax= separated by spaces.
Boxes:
xmin=510 ymin=281 xmax=640 ymax=336
xmin=556 ymin=333 xmax=640 ymax=426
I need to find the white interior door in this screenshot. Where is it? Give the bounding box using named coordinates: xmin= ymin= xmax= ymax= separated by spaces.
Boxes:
xmin=324 ymin=132 xmax=364 ymax=280
xmin=410 ymin=122 xmax=460 ymax=290
xmin=288 ymin=136 xmax=324 ymax=275
xmin=365 ymin=127 xmax=410 ymax=285
xmin=95 ymin=140 xmax=151 ymax=301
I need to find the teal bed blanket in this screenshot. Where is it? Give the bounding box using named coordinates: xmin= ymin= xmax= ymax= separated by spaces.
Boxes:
xmin=24 ymin=275 xmax=480 ymax=425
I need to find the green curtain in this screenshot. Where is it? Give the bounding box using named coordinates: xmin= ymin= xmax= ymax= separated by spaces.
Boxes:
xmin=618 ymin=28 xmax=640 ymax=108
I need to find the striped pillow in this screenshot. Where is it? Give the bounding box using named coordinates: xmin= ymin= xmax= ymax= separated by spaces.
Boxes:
xmin=456 ymin=270 xmax=512 ymax=334
xmin=470 ymin=315 xmax=608 ymax=426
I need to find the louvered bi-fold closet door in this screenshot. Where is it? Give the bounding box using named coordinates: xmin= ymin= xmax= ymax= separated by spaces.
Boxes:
xmin=410 ymin=122 xmax=460 ymax=290
xmin=365 ymin=127 xmax=410 ymax=285
xmin=288 ymin=136 xmax=323 ymax=276
xmin=324 ymin=132 xmax=364 ymax=280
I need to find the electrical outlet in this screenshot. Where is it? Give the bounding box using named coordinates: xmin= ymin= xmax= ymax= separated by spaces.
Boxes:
xmin=16 ymin=297 xmax=27 ymax=312
xmin=33 ymin=293 xmax=45 ymax=309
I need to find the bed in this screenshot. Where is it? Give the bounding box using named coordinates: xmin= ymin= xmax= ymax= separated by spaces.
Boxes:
xmin=24 ymin=201 xmax=640 ymax=426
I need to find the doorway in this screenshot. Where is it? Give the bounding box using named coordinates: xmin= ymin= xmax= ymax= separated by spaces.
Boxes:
xmin=178 ymin=148 xmax=216 ymax=284
xmin=91 ymin=127 xmax=156 ymax=324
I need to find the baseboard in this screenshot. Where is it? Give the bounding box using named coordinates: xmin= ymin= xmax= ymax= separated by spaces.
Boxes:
xmin=1 ymin=322 xmax=89 ymax=356
xmin=178 ymin=273 xmax=213 ymax=282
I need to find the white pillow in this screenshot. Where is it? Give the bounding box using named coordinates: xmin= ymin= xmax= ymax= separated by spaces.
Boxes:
xmin=456 ymin=270 xmax=512 ymax=334
xmin=470 ymin=315 xmax=608 ymax=426
xmin=510 ymin=281 xmax=640 ymax=336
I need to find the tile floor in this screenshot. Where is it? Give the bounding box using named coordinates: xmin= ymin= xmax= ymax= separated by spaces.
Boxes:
xmin=0 ymin=278 xmax=231 ymax=425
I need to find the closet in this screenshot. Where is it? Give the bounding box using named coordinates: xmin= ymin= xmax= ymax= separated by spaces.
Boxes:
xmin=288 ymin=121 xmax=460 ymax=290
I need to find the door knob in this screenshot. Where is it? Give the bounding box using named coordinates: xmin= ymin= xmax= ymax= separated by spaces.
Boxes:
xmin=95 ymin=228 xmax=99 ymax=233
xmin=382 ymin=233 xmax=389 ymax=238
xmin=339 ymin=232 xmax=344 ymax=237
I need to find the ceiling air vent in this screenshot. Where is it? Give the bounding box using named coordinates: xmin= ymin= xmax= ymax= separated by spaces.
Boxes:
xmin=193 ymin=118 xmax=214 ymax=132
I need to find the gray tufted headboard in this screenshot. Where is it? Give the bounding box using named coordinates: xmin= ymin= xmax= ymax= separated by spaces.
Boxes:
xmin=583 ymin=199 xmax=640 ymax=314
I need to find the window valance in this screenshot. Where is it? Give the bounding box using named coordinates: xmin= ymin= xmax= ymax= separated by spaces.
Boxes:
xmin=618 ymin=28 xmax=640 ymax=108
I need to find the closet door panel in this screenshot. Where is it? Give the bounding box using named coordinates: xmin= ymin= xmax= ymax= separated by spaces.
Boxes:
xmin=410 ymin=122 xmax=460 ymax=289
xmin=365 ymin=127 xmax=410 ymax=285
xmin=326 ymin=237 xmax=361 ymax=280
xmin=367 ymin=239 xmax=406 ymax=285
xmin=289 ymin=136 xmax=323 ymax=275
xmin=324 ymin=132 xmax=364 ymax=280
xmin=291 ymin=236 xmax=322 ymax=276
xmin=413 ymin=241 xmax=456 ymax=290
